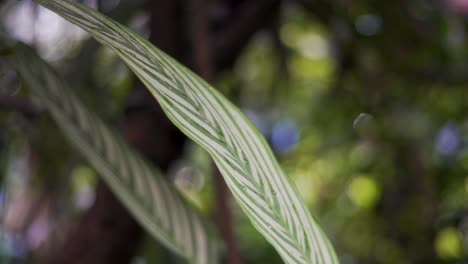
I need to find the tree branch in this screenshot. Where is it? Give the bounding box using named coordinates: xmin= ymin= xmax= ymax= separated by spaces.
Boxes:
xmin=192 ymin=1 xmax=242 ymax=263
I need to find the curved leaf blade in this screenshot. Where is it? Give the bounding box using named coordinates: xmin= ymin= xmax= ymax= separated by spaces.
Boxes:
xmin=12 ymin=44 xmax=219 ymax=264
xmin=33 ymin=1 xmax=339 ymax=263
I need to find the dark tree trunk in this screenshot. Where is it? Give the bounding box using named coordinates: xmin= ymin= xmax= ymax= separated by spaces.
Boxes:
xmin=191 ymin=0 xmax=242 ymax=263
xmin=44 ymin=183 xmax=142 ymax=264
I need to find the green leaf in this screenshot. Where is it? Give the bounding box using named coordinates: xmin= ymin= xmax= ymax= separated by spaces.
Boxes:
xmin=11 ymin=44 xmax=219 ymax=264
xmin=33 ymin=0 xmax=339 ymax=263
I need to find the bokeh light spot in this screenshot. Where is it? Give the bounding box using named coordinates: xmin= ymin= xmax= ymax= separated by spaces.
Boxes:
xmin=435 ymin=227 xmax=462 ymax=260
xmin=435 ymin=122 xmax=460 ymax=156
xmin=271 ymin=120 xmax=299 ymax=153
xmin=347 ymin=175 xmax=380 ymax=209
xmin=71 ymin=165 xmax=97 ymax=210
xmin=355 ymin=14 xmax=382 ymax=36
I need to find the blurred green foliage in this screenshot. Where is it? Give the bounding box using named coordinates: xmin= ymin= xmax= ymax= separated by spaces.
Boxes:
xmin=1 ymin=0 xmax=468 ymax=263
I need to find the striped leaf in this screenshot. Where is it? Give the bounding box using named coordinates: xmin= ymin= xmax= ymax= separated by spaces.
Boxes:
xmin=11 ymin=44 xmax=219 ymax=264
xmin=33 ymin=0 xmax=339 ymax=263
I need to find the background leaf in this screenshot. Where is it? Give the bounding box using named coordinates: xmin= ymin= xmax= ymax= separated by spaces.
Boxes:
xmin=11 ymin=43 xmax=219 ymax=264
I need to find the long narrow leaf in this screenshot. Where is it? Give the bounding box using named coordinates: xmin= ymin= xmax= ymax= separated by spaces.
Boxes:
xmin=33 ymin=0 xmax=339 ymax=263
xmin=12 ymin=44 xmax=219 ymax=264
